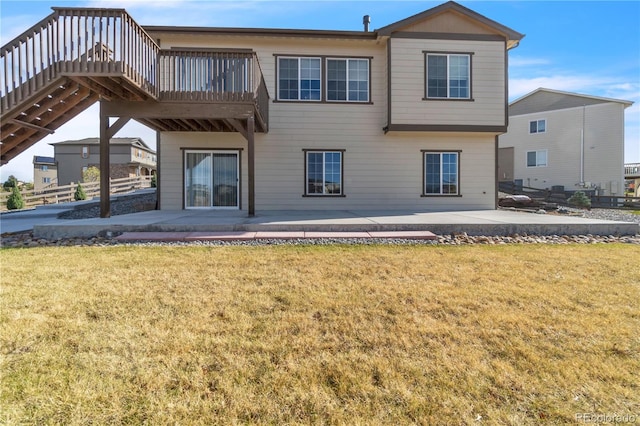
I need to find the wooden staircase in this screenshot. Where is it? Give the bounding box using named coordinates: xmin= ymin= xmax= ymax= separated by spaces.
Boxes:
xmin=1 ymin=8 xmax=160 ymax=165
xmin=1 ymin=8 xmax=270 ymax=166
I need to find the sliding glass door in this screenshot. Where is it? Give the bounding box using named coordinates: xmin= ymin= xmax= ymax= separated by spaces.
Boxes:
xmin=185 ymin=150 xmax=239 ymax=209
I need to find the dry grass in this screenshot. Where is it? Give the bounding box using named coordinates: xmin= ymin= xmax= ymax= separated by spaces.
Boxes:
xmin=1 ymin=244 xmax=639 ymax=424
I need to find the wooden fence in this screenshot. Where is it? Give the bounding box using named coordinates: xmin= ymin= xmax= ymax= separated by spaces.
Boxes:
xmin=0 ymin=175 xmax=152 ymax=211
xmin=499 ymin=181 xmax=640 ymax=209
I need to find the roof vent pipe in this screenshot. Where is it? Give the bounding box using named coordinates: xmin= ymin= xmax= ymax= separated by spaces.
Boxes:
xmin=363 ymin=15 xmax=371 ymax=32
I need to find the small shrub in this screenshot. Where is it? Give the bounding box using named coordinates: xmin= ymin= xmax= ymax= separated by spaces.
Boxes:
xmin=74 ymin=183 xmax=87 ymax=201
xmin=6 ymin=186 xmax=25 ymax=210
xmin=150 ymin=174 xmax=157 ymax=188
xmin=568 ymin=191 xmax=591 ymax=209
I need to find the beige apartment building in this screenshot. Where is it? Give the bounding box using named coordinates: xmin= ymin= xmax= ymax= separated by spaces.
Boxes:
xmin=499 ymin=88 xmax=633 ymax=196
xmin=32 ymin=156 xmax=58 ymax=191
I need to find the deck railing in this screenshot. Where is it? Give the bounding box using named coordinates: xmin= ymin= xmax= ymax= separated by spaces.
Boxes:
xmin=1 ymin=7 xmax=160 ymax=113
xmin=624 ymin=163 xmax=640 ymax=178
xmin=2 ymin=8 xmax=270 ymax=134
xmin=157 ymin=49 xmax=269 ymax=126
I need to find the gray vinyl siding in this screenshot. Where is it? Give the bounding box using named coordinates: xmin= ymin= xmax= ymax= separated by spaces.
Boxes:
xmin=390 ymin=38 xmax=505 ymax=126
xmin=499 ymin=102 xmax=625 ymax=195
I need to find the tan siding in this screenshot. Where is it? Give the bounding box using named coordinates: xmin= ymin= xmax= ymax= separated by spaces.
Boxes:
xmin=400 ymin=11 xmax=498 ymax=35
xmin=157 ymin=32 xmax=500 ymax=211
xmin=390 ymin=38 xmax=505 ymax=126
xmin=499 ymin=103 xmax=625 ymax=195
xmin=160 ymin=129 xmax=496 ymax=211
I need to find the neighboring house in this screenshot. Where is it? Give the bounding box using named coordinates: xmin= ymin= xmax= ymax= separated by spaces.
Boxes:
xmin=1 ymin=1 xmax=523 ymax=215
xmin=51 ymin=137 xmax=156 ymax=186
xmin=498 ymin=88 xmax=633 ymax=196
xmin=33 ymin=156 xmax=58 ymax=191
xmin=626 ymin=163 xmax=640 ymax=197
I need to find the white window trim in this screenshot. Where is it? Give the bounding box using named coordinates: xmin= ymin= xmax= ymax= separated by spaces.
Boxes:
xmin=526 ymin=149 xmax=548 ymax=168
xmin=423 ymin=151 xmax=460 ymax=196
xmin=529 ymin=119 xmax=547 ymax=134
xmin=81 ymin=146 xmax=89 ymax=159
xmin=277 ymin=56 xmax=322 ymax=102
xmin=425 ymin=53 xmax=471 ymax=100
xmin=305 ymin=150 xmax=343 ymax=196
xmin=325 ymin=58 xmax=370 ymax=103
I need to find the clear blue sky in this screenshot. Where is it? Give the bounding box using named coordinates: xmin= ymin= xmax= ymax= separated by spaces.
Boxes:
xmin=1 ymin=0 xmax=639 ymax=182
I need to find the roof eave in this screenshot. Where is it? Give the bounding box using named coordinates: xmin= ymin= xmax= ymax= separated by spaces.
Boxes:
xmin=143 ymin=25 xmax=378 ymax=40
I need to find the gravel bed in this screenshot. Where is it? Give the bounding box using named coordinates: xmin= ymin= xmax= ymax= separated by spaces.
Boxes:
xmin=2 ymin=232 xmax=639 ymax=248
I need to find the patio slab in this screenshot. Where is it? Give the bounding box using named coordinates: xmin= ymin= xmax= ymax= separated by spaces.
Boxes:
xmin=30 ymin=209 xmax=639 ymax=240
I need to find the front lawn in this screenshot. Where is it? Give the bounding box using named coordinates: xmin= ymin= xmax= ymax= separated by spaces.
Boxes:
xmin=1 ymin=244 xmax=638 ymax=424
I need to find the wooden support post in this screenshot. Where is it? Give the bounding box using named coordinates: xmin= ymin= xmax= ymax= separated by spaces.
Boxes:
xmin=247 ymin=116 xmax=255 ymax=217
xmin=99 ymin=102 xmax=110 ymax=218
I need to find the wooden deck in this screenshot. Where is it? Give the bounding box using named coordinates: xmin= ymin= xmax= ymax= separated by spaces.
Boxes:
xmin=0 ymin=7 xmax=269 ymax=165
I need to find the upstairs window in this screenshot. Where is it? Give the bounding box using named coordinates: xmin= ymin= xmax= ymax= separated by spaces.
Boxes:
xmin=81 ymin=146 xmax=89 ymax=158
xmin=327 ymin=58 xmax=369 ymax=102
xmin=425 ymin=53 xmax=471 ymax=99
xmin=41 ymin=165 xmax=48 ymax=171
xmin=278 ymin=57 xmax=321 ymax=101
xmin=529 ymin=119 xmax=546 ymax=134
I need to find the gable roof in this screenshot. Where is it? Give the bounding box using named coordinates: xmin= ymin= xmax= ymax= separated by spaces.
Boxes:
xmin=50 ymin=137 xmax=155 ymax=152
xmin=509 ymin=88 xmax=634 ymax=116
xmin=377 ymin=1 xmax=524 ymax=48
xmin=144 ymin=1 xmax=523 ymax=48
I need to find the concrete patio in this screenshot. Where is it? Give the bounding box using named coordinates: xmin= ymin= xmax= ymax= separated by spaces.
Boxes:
xmin=30 ymin=208 xmax=640 ymax=240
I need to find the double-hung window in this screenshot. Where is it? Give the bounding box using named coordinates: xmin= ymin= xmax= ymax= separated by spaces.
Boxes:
xmin=305 ymin=151 xmax=343 ymax=196
xmin=278 ymin=57 xmax=321 ymax=101
xmin=423 ymin=151 xmax=460 ymax=195
xmin=529 ymin=119 xmax=546 ymax=134
xmin=327 ymin=58 xmax=369 ymax=102
xmin=425 ymin=53 xmax=471 ymax=99
xmin=527 ymin=150 xmax=547 ymax=167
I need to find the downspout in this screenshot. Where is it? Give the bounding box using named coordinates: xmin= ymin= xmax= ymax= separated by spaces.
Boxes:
xmin=580 ymin=105 xmax=585 ymax=185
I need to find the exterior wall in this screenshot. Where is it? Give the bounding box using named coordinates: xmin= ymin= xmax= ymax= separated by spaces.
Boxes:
xmin=157 ymin=30 xmax=503 ymax=211
xmin=499 ymin=102 xmax=626 ymax=195
xmin=390 ymin=38 xmax=505 ymax=127
xmin=33 ymin=165 xmax=58 ymax=191
xmin=160 ymin=131 xmax=497 ymax=211
xmin=54 ymin=144 xmax=99 ymax=185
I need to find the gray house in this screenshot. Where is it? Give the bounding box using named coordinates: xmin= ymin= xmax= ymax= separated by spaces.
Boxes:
xmin=51 ymin=137 xmax=156 ymax=186
xmin=499 ymin=88 xmax=633 ymax=196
